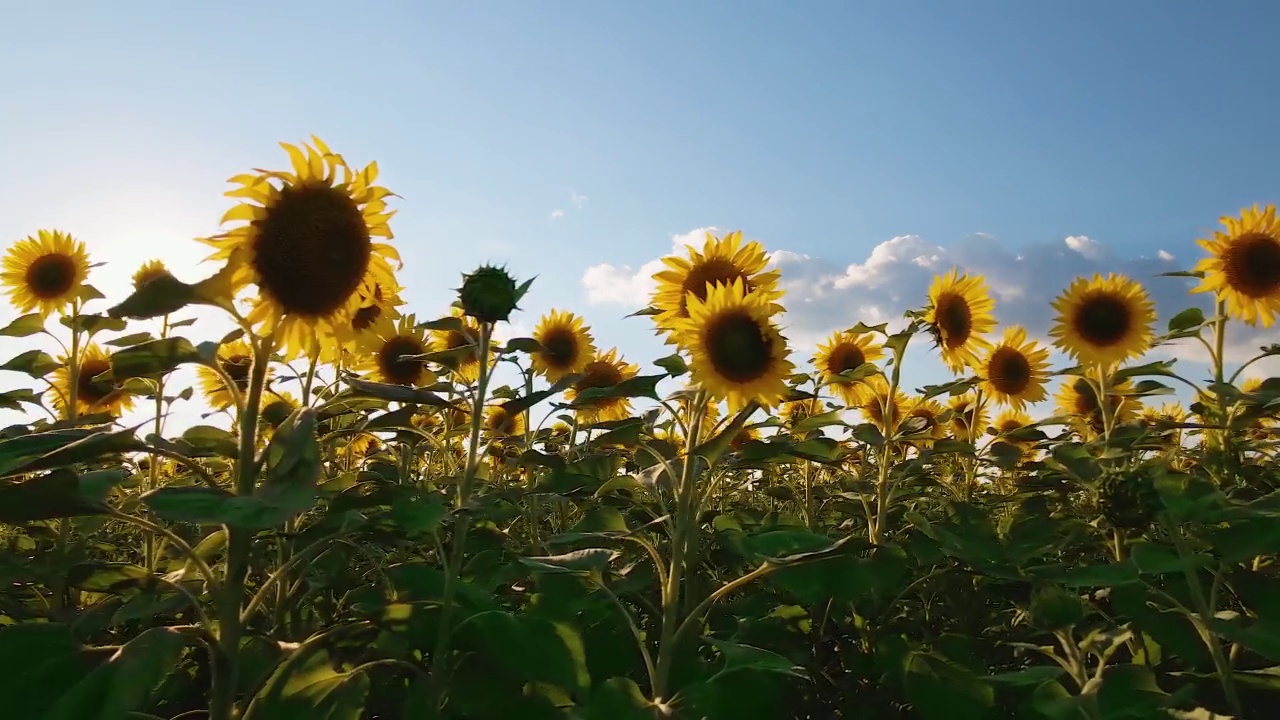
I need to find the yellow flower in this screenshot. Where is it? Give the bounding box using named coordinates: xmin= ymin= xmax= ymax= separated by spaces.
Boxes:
xmin=199 ymin=137 xmax=400 ymax=359
xmin=993 ymin=409 xmax=1035 ymax=444
xmin=131 ymin=259 xmax=174 ymax=290
xmin=651 ymin=230 xmax=783 ymax=338
xmin=531 ymin=309 xmax=597 ymax=383
xmin=1055 ymin=376 xmax=1140 ymax=436
xmin=903 ymin=397 xmax=947 ymax=446
xmin=1193 ymin=204 xmax=1280 ymax=327
xmin=674 ymin=278 xmax=794 ymax=411
xmin=673 ymin=387 xmax=722 ymax=436
xmin=484 ymin=404 xmax=527 ymax=439
xmin=358 ymin=313 xmax=436 ymax=387
xmin=2 ymin=229 xmax=90 ymax=317
xmin=813 ymin=330 xmax=884 ymax=405
xmin=924 ymin=269 xmax=996 ymax=374
xmin=729 ymin=425 xmax=763 ymax=452
xmin=565 ymin=348 xmax=640 ymax=422
xmin=49 ymin=344 xmax=133 ymax=418
xmin=977 ymin=326 xmax=1050 ymax=410
xmin=856 ymin=375 xmax=908 ymax=433
xmin=346 ymin=433 xmax=382 ymax=459
xmin=429 ymin=307 xmax=490 ymax=384
xmin=947 ymin=393 xmax=989 ymax=442
xmin=196 ymin=339 xmax=264 ymax=411
xmin=781 ymin=397 xmax=825 ymax=427
xmin=1049 ymin=274 xmax=1155 ymax=367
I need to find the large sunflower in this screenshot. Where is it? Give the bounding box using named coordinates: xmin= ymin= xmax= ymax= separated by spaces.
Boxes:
xmin=199 ymin=137 xmax=400 ymax=359
xmin=1055 ymin=376 xmax=1140 ymax=436
xmin=483 ymin=404 xmax=527 ymax=440
xmin=856 ymin=375 xmax=908 ymax=433
xmin=2 ymin=229 xmax=91 ymax=317
xmin=813 ymin=330 xmax=884 ymax=405
xmin=1193 ymin=204 xmax=1280 ymax=327
xmin=429 ymin=307 xmax=490 ymax=384
xmin=50 ymin=344 xmax=133 ymax=418
xmin=674 ymin=278 xmax=794 ymax=411
xmin=565 ymin=347 xmax=640 ymax=422
xmin=531 ymin=309 xmax=597 ymax=383
xmin=651 ymin=230 xmax=784 ymax=337
xmin=977 ymin=326 xmax=1050 ymax=410
xmin=358 ymin=314 xmax=436 ymax=387
xmin=924 ymin=269 xmax=997 ymax=374
xmin=947 ymin=393 xmax=989 ymax=442
xmin=196 ymin=339 xmax=265 ymax=410
xmin=1050 ymin=274 xmax=1155 ymax=367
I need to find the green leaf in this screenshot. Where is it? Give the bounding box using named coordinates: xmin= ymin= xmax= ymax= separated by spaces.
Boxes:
xmin=107 ymin=273 xmax=198 ymax=320
xmin=583 ymin=677 xmax=653 ymax=720
xmin=0 ymin=426 xmax=143 ymax=478
xmin=242 ymin=643 xmax=370 ymax=720
xmin=503 ymin=337 xmax=542 ymax=354
xmin=454 ymin=612 xmax=591 ymax=695
xmin=0 ymin=387 xmax=42 ymax=411
xmin=344 ymin=376 xmax=454 ymax=407
xmin=60 ymin=313 xmax=129 ymax=336
xmin=919 ymin=377 xmax=979 ymax=400
xmin=256 ymin=408 xmax=321 ymax=519
xmin=1056 ymin=560 xmax=1141 ymax=588
xmin=106 ymin=337 xmax=203 ymax=379
xmin=1094 ymin=664 xmax=1170 ymax=718
xmin=1131 ymin=541 xmax=1211 ymax=575
xmin=0 ymin=624 xmax=112 ymax=718
xmin=142 ymin=486 xmax=239 ymax=524
xmin=0 ymin=349 xmax=61 ymax=377
xmin=792 ymin=410 xmax=847 ymax=433
xmin=709 ymin=639 xmax=805 ymax=680
xmin=103 ymin=331 xmax=156 ymax=347
xmin=520 ymin=548 xmax=618 ymax=574
xmin=654 ymin=353 xmax=688 ymax=377
xmin=568 ymin=373 xmax=664 ymax=405
xmin=0 ymin=312 xmax=49 ymax=337
xmin=902 ymin=650 xmax=995 ymax=720
xmin=0 ymin=468 xmax=111 ymax=522
xmin=1166 ymin=307 xmax=1206 ymax=333
xmin=66 ymin=562 xmax=161 ymax=595
xmin=44 ymin=626 xmax=188 ymax=720
xmin=180 ymin=425 xmax=240 ymax=458
xmin=388 ymin=493 xmax=448 ymax=536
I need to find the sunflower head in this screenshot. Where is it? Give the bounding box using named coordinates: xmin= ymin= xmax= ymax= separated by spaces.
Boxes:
xmin=483 ymin=404 xmax=527 ymax=440
xmin=357 ymin=313 xmax=436 ymax=387
xmin=1193 ymin=204 xmax=1280 ymax=327
xmin=429 ymin=307 xmax=491 ymax=384
xmin=978 ymin=326 xmax=1050 ymax=410
xmin=814 ymin=331 xmax=884 ymax=406
xmin=993 ymin=408 xmax=1036 ymax=449
xmin=50 ymin=343 xmax=133 ymax=419
xmin=131 ymin=259 xmax=174 ymax=290
xmin=199 ymin=137 xmax=400 ymax=359
xmin=856 ymin=375 xmax=908 ymax=433
xmin=196 ymin=339 xmax=263 ymax=411
xmin=565 ymin=348 xmax=640 ymax=423
xmin=946 ymin=393 xmax=988 ymax=442
xmin=924 ymin=268 xmax=997 ymax=374
xmin=458 ymin=264 xmax=523 ymax=323
xmin=1055 ymin=377 xmax=1140 ymax=436
xmin=531 ymin=309 xmax=596 ymax=383
xmin=903 ymin=397 xmax=947 ymax=445
xmin=651 ymin=230 xmax=783 ymax=339
xmin=2 ymin=229 xmax=91 ymax=318
xmin=673 ymin=278 xmax=794 ymax=411
xmin=728 ymin=425 xmax=762 ymax=452
xmin=781 ymin=397 xmax=824 ymax=428
xmin=346 ymin=433 xmax=382 ymax=460
xmin=1050 ymin=274 xmax=1155 ymax=368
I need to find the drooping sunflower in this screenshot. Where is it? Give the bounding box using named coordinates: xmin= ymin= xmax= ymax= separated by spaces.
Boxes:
xmin=531 ymin=309 xmax=597 ymax=383
xmin=1193 ymin=204 xmax=1280 ymax=327
xmin=565 ymin=347 xmax=640 ymax=422
xmin=429 ymin=307 xmax=491 ymax=384
xmin=903 ymin=397 xmax=947 ymax=446
xmin=131 ymin=259 xmax=174 ymax=290
xmin=199 ymin=137 xmax=400 ymax=359
xmin=977 ymin=326 xmax=1050 ymax=410
xmin=50 ymin=343 xmax=133 ymax=418
xmin=1049 ymin=274 xmax=1155 ymax=367
xmin=813 ymin=330 xmax=884 ymax=405
xmin=651 ymin=230 xmax=784 ymax=337
xmin=2 ymin=229 xmax=91 ymax=317
xmin=923 ymin=269 xmax=997 ymax=374
xmin=856 ymin=375 xmax=908 ymax=433
xmin=781 ymin=397 xmax=825 ymax=428
xmin=674 ymin=278 xmax=794 ymax=411
xmin=358 ymin=314 xmax=436 ymax=387
xmin=196 ymin=339 xmax=265 ymax=410
xmin=947 ymin=393 xmax=989 ymax=442
xmin=1055 ymin=377 xmax=1140 ymax=436
xmin=483 ymin=404 xmax=527 ymax=440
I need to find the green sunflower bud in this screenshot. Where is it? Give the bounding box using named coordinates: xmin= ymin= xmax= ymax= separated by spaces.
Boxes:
xmin=1029 ymin=584 xmax=1085 ymax=631
xmin=1099 ymin=471 xmax=1161 ymax=530
xmin=456 ymin=264 xmax=530 ymax=323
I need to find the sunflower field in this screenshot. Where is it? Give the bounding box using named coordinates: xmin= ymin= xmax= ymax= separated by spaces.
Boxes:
xmin=2 ymin=138 xmax=1280 ymax=720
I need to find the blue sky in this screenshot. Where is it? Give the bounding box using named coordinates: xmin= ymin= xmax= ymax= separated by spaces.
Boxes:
xmin=1 ymin=1 xmax=1277 ymax=428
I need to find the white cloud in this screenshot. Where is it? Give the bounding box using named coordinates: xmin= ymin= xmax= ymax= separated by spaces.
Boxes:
xmin=581 ymin=227 xmax=720 ymax=307
xmin=550 ymin=209 xmax=565 ymax=220
xmin=1158 ymin=249 xmax=1175 ymax=261
xmin=571 ymin=191 xmax=588 ymax=209
xmin=1064 ymin=235 xmax=1105 ymax=260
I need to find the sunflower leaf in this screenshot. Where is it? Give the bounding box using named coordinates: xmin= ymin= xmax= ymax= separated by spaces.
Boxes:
xmin=107 ymin=274 xmax=199 ymax=320
xmin=0 ymin=468 xmax=110 ymax=522
xmin=0 ymin=426 xmax=144 ymax=478
xmin=0 ymin=313 xmax=49 ymax=338
xmin=1166 ymin=307 xmax=1206 ymax=334
xmin=0 ymin=349 xmax=62 ymax=378
xmin=345 ymin=377 xmax=454 ymax=407
xmin=568 ymin=374 xmax=665 ymax=405
xmin=654 ymin=353 xmax=688 ymax=377
xmin=502 ymin=337 xmax=542 ymax=354
xmin=0 ymin=388 xmax=41 ymax=411
xmin=105 ymin=338 xmax=203 ymax=380
xmin=502 ymin=374 xmax=580 ymax=417
xmin=60 ymin=313 xmax=128 ymax=336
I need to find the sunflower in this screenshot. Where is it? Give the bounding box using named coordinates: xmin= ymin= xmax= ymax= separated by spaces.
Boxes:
xmin=993 ymin=408 xmax=1035 ymax=442
xmin=729 ymin=425 xmax=763 ymax=452
xmin=429 ymin=307 xmax=491 ymax=384
xmin=131 ymin=259 xmax=174 ymax=290
xmin=813 ymin=331 xmax=884 ymax=405
xmin=1050 ymin=274 xmax=1155 ymax=367
xmin=356 ymin=313 xmax=436 ymax=387
xmin=674 ymin=278 xmax=794 ymax=411
xmin=856 ymin=375 xmax=908 ymax=433
xmin=195 ymin=340 xmax=263 ymax=410
xmin=924 ymin=269 xmax=997 ymax=374
xmin=346 ymin=433 xmax=382 ymax=459
xmin=947 ymin=393 xmax=989 ymax=442
xmin=199 ymin=137 xmax=400 ymax=359
xmin=1193 ymin=204 xmax=1280 ymax=327
xmin=531 ymin=309 xmax=596 ymax=383
xmin=976 ymin=326 xmax=1050 ymax=410
xmin=483 ymin=404 xmax=527 ymax=439
xmin=565 ymin=348 xmax=640 ymax=422
xmin=2 ymin=229 xmax=90 ymax=317
xmin=673 ymin=387 xmax=723 ymax=437
xmin=1140 ymin=402 xmax=1187 ymax=427
xmin=781 ymin=397 xmax=824 ymax=428
xmin=903 ymin=397 xmax=947 ymax=445
xmin=1055 ymin=377 xmax=1140 ymax=436
xmin=49 ymin=344 xmax=133 ymax=418
xmin=651 ymin=230 xmax=783 ymax=337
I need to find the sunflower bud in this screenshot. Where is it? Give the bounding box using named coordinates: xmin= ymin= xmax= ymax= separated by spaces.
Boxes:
xmin=457 ymin=265 xmax=526 ymax=323
xmin=1029 ymin=584 xmax=1084 ymax=631
xmin=1099 ymin=471 xmax=1161 ymax=529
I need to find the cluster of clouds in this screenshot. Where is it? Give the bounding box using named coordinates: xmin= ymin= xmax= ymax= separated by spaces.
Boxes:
xmin=550 ymin=191 xmax=589 ymax=221
xmin=582 ymin=227 xmax=1277 ymax=375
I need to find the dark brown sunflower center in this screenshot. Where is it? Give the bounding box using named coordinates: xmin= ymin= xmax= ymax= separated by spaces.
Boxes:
xmin=575 ymin=361 xmax=624 ymax=397
xmin=77 ymin=359 xmax=116 ymax=406
xmin=25 ymin=253 xmax=77 ymax=300
xmin=379 ymin=336 xmax=428 ymax=385
xmin=539 ymin=328 xmax=579 ymax=368
xmin=219 ymin=354 xmax=253 ymax=390
xmin=934 ymin=293 xmax=972 ymax=348
xmin=704 ymin=311 xmax=773 ymax=383
xmin=987 ymin=347 xmax=1031 ymax=395
xmin=996 ymin=419 xmax=1022 ymax=433
xmin=827 ymin=344 xmax=866 ymax=376
xmin=1070 ymin=380 xmax=1101 ymax=415
xmin=351 ymin=304 xmax=382 ymax=332
xmin=680 ymin=259 xmax=747 ymax=312
xmin=866 ymin=396 xmax=899 ymax=426
xmin=1073 ymin=293 xmax=1131 ymax=348
xmin=488 ymin=411 xmax=519 ymax=435
xmin=251 ymin=182 xmax=371 ymax=318
xmin=1223 ymin=232 xmax=1280 ymax=299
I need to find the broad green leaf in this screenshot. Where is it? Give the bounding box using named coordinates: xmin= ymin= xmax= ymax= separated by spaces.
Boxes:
xmin=0 ymin=468 xmax=110 ymax=522
xmin=242 ymin=644 xmax=370 ymax=720
xmin=0 ymin=624 xmax=113 ymax=718
xmin=256 ymin=408 xmax=321 ymax=519
xmin=584 ymin=677 xmax=653 ymax=720
xmin=105 ymin=337 xmax=203 ymax=379
xmin=66 ymin=562 xmax=161 ymax=595
xmin=344 ymin=376 xmax=454 ymax=407
xmin=0 ymin=426 xmax=143 ymax=478
xmin=1166 ymin=307 xmax=1206 ymax=333
xmin=0 ymin=387 xmax=41 ymax=411
xmin=520 ymin=548 xmax=618 ymax=574
xmin=60 ymin=313 xmax=128 ymax=336
xmin=0 ymin=349 xmax=61 ymax=378
xmin=44 ymin=626 xmax=188 ymax=720
xmin=0 ymin=312 xmax=49 ymax=337
xmin=654 ymin=353 xmax=688 ymax=376
xmin=568 ymin=373 xmax=665 ymax=406
xmin=181 ymin=424 xmax=239 ymax=458
xmin=902 ymin=650 xmax=995 ymax=720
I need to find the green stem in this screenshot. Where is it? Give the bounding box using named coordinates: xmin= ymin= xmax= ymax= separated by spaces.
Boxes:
xmin=1170 ymin=522 xmax=1244 ymax=717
